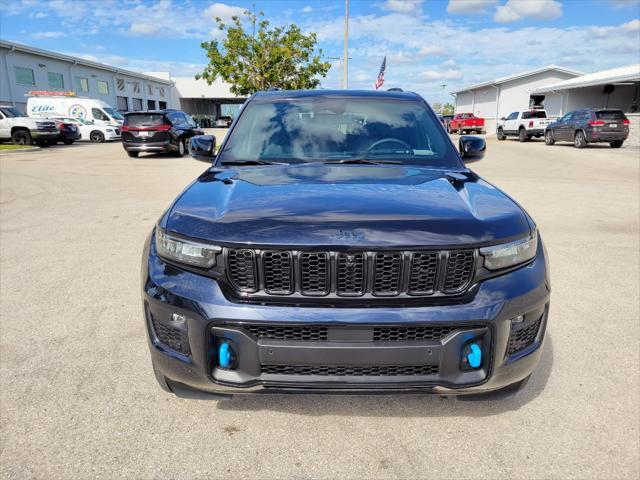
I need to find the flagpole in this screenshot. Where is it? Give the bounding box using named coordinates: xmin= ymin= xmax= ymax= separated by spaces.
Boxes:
xmin=343 ymin=0 xmax=349 ymax=89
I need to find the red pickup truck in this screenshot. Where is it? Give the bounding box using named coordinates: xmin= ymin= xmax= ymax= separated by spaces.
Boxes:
xmin=448 ymin=113 xmax=485 ymax=134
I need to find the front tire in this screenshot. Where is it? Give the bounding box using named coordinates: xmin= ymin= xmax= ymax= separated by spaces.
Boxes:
xmin=63 ymin=139 xmax=75 ymax=145
xmin=127 ymin=151 xmax=139 ymax=158
xmin=90 ymin=130 xmax=105 ymax=143
xmin=574 ymin=130 xmax=587 ymax=148
xmin=11 ymin=129 xmax=32 ymax=145
xmin=518 ymin=128 xmax=529 ymax=142
xmin=497 ymin=128 xmax=506 ymax=140
xmin=544 ymin=130 xmax=555 ymax=145
xmin=610 ymin=140 xmax=624 ymax=148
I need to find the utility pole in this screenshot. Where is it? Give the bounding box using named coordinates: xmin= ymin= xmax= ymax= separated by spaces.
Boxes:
xmin=441 ymin=84 xmax=447 ymax=113
xmin=343 ymin=0 xmax=349 ymax=89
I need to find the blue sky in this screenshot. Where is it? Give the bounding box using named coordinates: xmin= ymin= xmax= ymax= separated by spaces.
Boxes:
xmin=1 ymin=0 xmax=639 ymax=103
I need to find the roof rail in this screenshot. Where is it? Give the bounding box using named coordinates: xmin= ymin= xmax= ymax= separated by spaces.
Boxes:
xmin=387 ymin=87 xmax=403 ymax=92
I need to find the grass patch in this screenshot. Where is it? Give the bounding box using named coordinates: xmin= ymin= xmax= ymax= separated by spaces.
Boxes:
xmin=0 ymin=144 xmax=33 ymax=150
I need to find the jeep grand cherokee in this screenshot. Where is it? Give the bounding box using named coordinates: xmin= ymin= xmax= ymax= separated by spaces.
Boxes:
xmin=142 ymin=90 xmax=550 ymax=397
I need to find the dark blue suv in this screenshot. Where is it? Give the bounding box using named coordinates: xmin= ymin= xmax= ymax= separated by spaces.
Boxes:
xmin=142 ymin=90 xmax=550 ymax=398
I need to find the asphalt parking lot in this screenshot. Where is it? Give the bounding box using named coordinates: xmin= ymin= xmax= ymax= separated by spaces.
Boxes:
xmin=1 ymin=137 xmax=638 ymax=479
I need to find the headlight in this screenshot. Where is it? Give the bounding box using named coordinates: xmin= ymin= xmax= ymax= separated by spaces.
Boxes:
xmin=155 ymin=228 xmax=221 ymax=268
xmin=106 ymin=128 xmax=114 ymax=132
xmin=480 ymin=231 xmax=537 ymax=270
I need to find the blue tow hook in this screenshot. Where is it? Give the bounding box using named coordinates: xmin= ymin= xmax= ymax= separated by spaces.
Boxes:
xmin=467 ymin=343 xmax=482 ymax=368
xmin=218 ymin=342 xmax=232 ymax=368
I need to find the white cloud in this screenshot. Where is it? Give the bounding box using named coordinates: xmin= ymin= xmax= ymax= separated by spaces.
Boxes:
xmin=129 ymin=23 xmax=159 ymax=35
xmin=422 ymin=68 xmax=463 ymax=80
xmin=610 ymin=0 xmax=640 ymax=9
xmin=381 ymin=0 xmax=424 ymax=14
xmin=494 ymin=0 xmax=563 ymax=22
xmin=622 ymin=18 xmax=640 ymax=31
xmin=418 ymin=45 xmax=445 ymax=56
xmin=447 ymin=0 xmax=497 ymax=15
xmin=32 ymin=31 xmax=65 ymax=39
xmin=302 ymin=6 xmax=313 ymax=13
xmin=441 ymin=59 xmax=458 ymax=68
xmin=204 ymin=2 xmax=245 ymax=21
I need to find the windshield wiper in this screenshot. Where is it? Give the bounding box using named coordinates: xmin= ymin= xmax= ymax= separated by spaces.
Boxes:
xmin=221 ymin=159 xmax=288 ymax=166
xmin=323 ymin=158 xmax=403 ymax=165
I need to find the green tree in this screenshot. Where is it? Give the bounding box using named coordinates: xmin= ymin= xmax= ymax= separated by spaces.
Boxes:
xmin=197 ymin=11 xmax=331 ymax=96
xmin=442 ymin=103 xmax=455 ymax=115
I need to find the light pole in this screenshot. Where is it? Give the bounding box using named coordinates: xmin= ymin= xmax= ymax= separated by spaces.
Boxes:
xmin=343 ymin=0 xmax=349 ymax=89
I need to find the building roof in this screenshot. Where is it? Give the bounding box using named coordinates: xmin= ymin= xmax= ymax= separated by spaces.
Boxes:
xmin=450 ymin=65 xmax=583 ymax=94
xmin=530 ymin=64 xmax=640 ymax=94
xmin=0 ymin=40 xmax=173 ymax=85
xmin=172 ymin=77 xmax=243 ymax=99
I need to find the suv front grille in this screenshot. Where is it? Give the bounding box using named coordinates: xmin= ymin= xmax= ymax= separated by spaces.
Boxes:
xmin=261 ymin=364 xmax=438 ymax=376
xmin=226 ymin=248 xmax=475 ymax=298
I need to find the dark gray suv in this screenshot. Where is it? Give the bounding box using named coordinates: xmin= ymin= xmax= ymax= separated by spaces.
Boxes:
xmin=545 ymin=108 xmax=630 ymax=148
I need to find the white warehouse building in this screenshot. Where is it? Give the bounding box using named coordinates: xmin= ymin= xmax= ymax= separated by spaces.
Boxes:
xmin=0 ymin=40 xmax=175 ymax=113
xmin=451 ymin=65 xmax=583 ymax=134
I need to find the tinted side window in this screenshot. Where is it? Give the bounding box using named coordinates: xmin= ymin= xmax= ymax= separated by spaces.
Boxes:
xmin=507 ymin=112 xmax=518 ymax=120
xmin=168 ymin=112 xmax=188 ymax=126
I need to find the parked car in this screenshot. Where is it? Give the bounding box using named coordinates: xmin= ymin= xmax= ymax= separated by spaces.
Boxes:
xmin=214 ymin=116 xmax=233 ymax=128
xmin=497 ymin=109 xmax=553 ymax=142
xmin=27 ymin=93 xmax=124 ymax=126
xmin=448 ymin=113 xmax=484 ymax=134
xmin=0 ymin=105 xmax=58 ymax=146
xmin=122 ymin=110 xmax=203 ymax=158
xmin=52 ymin=117 xmax=121 ymax=143
xmin=52 ymin=119 xmax=81 ymax=145
xmin=544 ymin=109 xmax=630 ymax=148
xmin=143 ymin=89 xmax=549 ymax=398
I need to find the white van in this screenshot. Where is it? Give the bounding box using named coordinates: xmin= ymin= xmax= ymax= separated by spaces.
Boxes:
xmin=27 ymin=94 xmax=124 ymax=126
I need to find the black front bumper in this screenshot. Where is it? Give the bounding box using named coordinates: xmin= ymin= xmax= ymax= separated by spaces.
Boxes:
xmin=142 ymin=234 xmax=551 ymax=397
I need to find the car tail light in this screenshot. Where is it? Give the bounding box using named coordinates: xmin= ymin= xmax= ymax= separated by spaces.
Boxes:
xmin=588 ymin=120 xmax=605 ymax=126
xmin=121 ymin=125 xmax=131 ymax=132
xmin=623 ymin=119 xmax=630 ymax=125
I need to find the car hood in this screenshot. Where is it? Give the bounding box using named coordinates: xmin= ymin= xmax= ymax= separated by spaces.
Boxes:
xmin=165 ymin=164 xmax=531 ymax=247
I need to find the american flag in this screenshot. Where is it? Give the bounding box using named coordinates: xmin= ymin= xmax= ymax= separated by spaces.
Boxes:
xmin=375 ymin=56 xmax=386 ymax=90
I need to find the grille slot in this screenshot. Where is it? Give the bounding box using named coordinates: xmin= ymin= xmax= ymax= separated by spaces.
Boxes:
xmin=151 ymin=315 xmax=189 ymax=355
xmin=409 ymin=252 xmax=438 ymax=294
xmin=300 ymin=252 xmax=329 ymax=295
xmin=337 ymin=253 xmax=365 ymax=295
xmin=373 ymin=326 xmax=456 ymax=341
xmin=373 ymin=252 xmax=402 ymax=295
xmin=244 ymin=325 xmax=328 ymax=341
xmin=262 ymin=364 xmax=438 ymax=376
xmin=225 ymin=248 xmax=476 ymax=298
xmin=443 ymin=250 xmax=475 ymax=293
xmin=263 ymin=251 xmax=293 ymax=294
xmin=227 ymin=249 xmax=256 ymax=291
xmin=507 ymin=316 xmax=542 ymax=355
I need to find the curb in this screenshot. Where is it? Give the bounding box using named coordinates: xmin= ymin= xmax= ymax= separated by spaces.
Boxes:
xmin=0 ymin=146 xmax=42 ymax=155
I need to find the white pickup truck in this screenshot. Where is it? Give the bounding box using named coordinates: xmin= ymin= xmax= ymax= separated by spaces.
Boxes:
xmin=497 ymin=109 xmax=553 ymax=142
xmin=0 ymin=105 xmax=59 ymax=146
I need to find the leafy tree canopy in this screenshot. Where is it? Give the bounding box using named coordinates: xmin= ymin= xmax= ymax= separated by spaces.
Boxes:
xmin=197 ymin=11 xmax=331 ymax=96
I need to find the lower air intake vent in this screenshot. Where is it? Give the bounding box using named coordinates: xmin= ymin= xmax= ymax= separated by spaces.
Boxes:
xmin=151 ymin=315 xmax=189 ymax=355
xmin=262 ymin=364 xmax=438 ymax=376
xmin=507 ymin=316 xmax=542 ymax=355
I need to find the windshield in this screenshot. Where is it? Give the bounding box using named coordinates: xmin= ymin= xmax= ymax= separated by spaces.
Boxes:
xmin=596 ymin=110 xmax=626 ymax=120
xmin=522 ymin=110 xmax=547 ymax=119
xmin=124 ymin=113 xmax=165 ymax=127
xmin=0 ymin=107 xmax=24 ymax=118
xmin=103 ymin=107 xmax=124 ymax=120
xmin=218 ymin=97 xmax=460 ymax=168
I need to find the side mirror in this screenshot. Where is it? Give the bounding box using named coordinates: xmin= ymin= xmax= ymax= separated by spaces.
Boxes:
xmin=189 ymin=135 xmax=216 ymax=162
xmin=459 ymin=135 xmax=486 ymax=161
xmin=500 ymin=117 xmax=506 ymax=121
